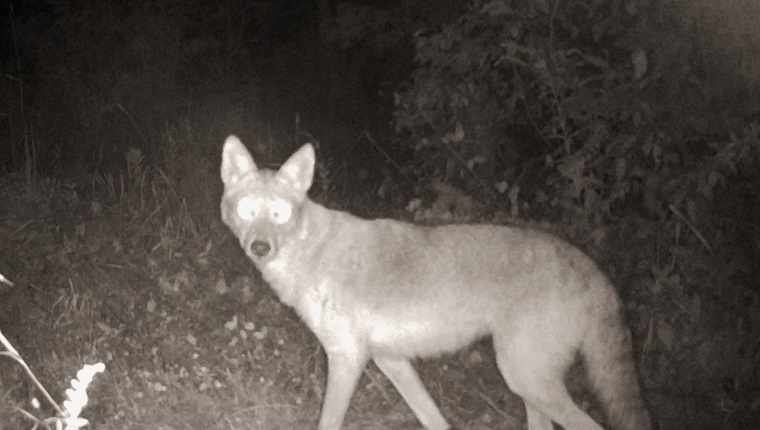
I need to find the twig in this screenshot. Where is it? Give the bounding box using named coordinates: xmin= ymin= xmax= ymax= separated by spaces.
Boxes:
xmin=0 ymin=331 xmax=65 ymax=416
xmin=117 ymin=103 xmax=149 ymax=146
xmin=361 ymin=131 xmax=415 ymax=185
xmin=444 ymin=145 xmax=498 ymax=201
xmin=364 ymin=367 xmax=394 ymax=406
xmin=668 ymin=204 xmax=713 ymax=253
xmin=0 ymin=273 xmax=15 ymax=287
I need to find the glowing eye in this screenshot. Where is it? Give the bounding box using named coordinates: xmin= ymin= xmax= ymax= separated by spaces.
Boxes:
xmin=236 ymin=197 xmax=261 ymax=221
xmin=269 ymin=198 xmax=292 ymax=224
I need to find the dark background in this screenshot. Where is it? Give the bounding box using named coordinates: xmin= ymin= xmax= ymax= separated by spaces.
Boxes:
xmin=1 ymin=0 xmax=759 ymax=428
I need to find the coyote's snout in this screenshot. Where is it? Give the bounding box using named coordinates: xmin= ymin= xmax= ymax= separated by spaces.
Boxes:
xmin=220 ymin=135 xmax=653 ymax=430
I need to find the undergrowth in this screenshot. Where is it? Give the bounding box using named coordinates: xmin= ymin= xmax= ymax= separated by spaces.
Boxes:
xmin=0 ymin=126 xmax=492 ymax=429
xmin=1 ymin=0 xmax=759 ymax=429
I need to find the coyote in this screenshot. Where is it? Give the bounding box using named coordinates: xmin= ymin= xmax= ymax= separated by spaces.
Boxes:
xmin=220 ymin=135 xmax=652 ymax=430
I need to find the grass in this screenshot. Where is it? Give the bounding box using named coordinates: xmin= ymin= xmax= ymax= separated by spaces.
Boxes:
xmin=2 ymin=124 xmax=751 ymax=429
xmin=0 ymin=323 xmax=105 ymax=430
xmin=0 ymin=133 xmax=534 ymax=430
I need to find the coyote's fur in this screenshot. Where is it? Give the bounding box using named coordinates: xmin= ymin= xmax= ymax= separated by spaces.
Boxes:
xmin=220 ymin=135 xmax=652 ymax=430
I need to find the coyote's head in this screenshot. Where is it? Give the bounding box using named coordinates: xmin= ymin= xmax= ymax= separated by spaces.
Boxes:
xmin=220 ymin=135 xmax=315 ymax=264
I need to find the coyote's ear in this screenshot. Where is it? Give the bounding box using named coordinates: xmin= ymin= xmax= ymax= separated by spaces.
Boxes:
xmin=277 ymin=143 xmax=315 ymax=195
xmin=221 ymin=135 xmax=257 ymax=187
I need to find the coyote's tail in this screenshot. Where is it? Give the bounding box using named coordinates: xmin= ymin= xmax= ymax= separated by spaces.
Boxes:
xmin=583 ymin=303 xmax=653 ymax=430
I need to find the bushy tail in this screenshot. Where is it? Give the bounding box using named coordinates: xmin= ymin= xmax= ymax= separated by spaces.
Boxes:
xmin=583 ymin=306 xmax=653 ymax=430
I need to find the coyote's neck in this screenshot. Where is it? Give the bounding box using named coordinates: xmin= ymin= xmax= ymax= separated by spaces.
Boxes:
xmin=257 ymin=199 xmax=351 ymax=306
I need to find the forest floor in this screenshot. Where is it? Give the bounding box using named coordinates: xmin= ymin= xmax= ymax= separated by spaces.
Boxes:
xmin=0 ymin=170 xmax=744 ymax=429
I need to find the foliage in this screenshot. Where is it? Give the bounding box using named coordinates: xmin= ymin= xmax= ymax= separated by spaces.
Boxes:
xmin=0 ymin=137 xmax=319 ymax=428
xmin=1 ymin=320 xmax=104 ymax=429
xmin=2 ymin=0 xmax=257 ymax=174
xmin=1 ymin=0 xmax=758 ymax=427
xmin=393 ymin=0 xmax=760 ymax=426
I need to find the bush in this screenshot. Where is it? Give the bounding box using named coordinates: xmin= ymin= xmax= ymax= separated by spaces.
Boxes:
xmin=393 ymin=0 xmax=760 ymax=426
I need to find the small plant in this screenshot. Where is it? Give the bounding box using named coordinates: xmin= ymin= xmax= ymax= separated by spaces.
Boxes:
xmin=0 ymin=292 xmax=105 ymax=430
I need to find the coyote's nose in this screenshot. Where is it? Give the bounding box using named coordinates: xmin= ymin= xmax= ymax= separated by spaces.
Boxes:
xmin=250 ymin=240 xmax=271 ymax=258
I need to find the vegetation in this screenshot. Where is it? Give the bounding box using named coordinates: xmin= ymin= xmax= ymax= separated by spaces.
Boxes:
xmin=1 ymin=0 xmax=758 ymax=428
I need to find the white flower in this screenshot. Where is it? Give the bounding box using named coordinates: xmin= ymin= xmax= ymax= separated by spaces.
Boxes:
xmin=61 ymin=363 xmax=105 ymax=429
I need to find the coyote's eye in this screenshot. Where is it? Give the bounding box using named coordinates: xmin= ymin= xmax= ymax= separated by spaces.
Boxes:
xmin=269 ymin=198 xmax=292 ymax=224
xmin=236 ymin=196 xmax=261 ymax=221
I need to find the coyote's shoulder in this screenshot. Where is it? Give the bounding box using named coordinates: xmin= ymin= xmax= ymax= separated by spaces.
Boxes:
xmin=220 ymin=135 xmax=652 ymax=430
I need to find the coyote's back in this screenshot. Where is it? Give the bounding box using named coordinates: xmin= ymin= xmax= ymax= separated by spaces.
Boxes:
xmin=220 ymin=135 xmax=653 ymax=430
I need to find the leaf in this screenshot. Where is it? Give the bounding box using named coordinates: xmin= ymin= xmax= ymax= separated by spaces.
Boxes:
xmin=590 ymin=227 xmax=607 ymax=246
xmin=442 ymin=122 xmax=465 ymax=143
xmin=224 ymin=315 xmax=238 ymax=331
xmin=581 ymin=53 xmax=609 ymax=69
xmin=467 ymin=155 xmax=487 ymax=169
xmin=415 ymin=137 xmax=431 ymax=150
xmin=96 ymin=321 xmax=116 ymax=335
xmin=481 ymin=0 xmax=511 ymax=17
xmin=631 ymin=48 xmax=648 ymax=79
xmin=406 ymin=198 xmax=423 ymax=213
xmin=625 ymin=0 xmax=638 ymax=15
xmin=652 ymin=144 xmax=662 ymax=164
xmin=633 ymin=111 xmax=642 ymax=129
xmin=214 ymin=278 xmax=230 ymax=294
xmin=698 ymin=170 xmax=719 ymax=199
